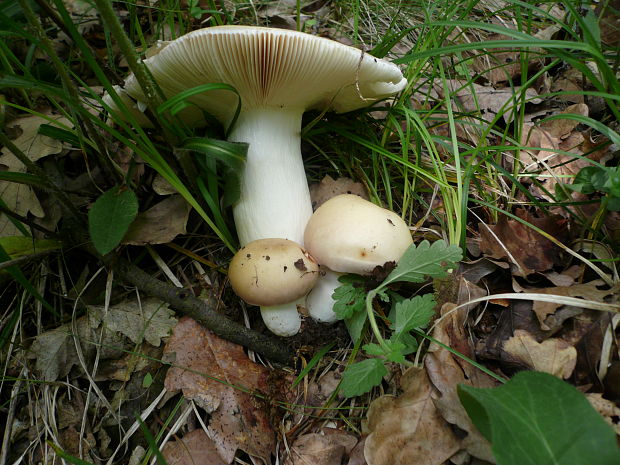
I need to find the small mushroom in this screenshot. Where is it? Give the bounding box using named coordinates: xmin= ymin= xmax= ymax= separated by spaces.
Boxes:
xmin=228 ymin=238 xmax=319 ymax=336
xmin=303 ymin=194 xmax=413 ymax=322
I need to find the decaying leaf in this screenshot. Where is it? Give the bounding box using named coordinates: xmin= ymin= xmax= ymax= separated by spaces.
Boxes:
xmin=309 ymin=175 xmax=369 ymax=210
xmin=0 ymin=113 xmax=70 ymax=236
xmin=502 ymin=329 xmax=577 ymax=378
xmin=285 ymin=431 xmax=358 ymax=465
xmin=88 ymin=298 xmax=177 ymax=346
xmin=478 ymin=208 xmax=568 ymax=276
xmin=425 ymin=304 xmax=497 ymax=463
xmin=122 ymin=195 xmax=191 ymax=245
xmin=164 ymin=317 xmax=286 ymax=463
xmin=162 ymin=429 xmax=227 ymax=465
xmin=364 ymin=367 xmax=460 ymax=465
xmin=587 ymin=393 xmax=620 ymax=436
xmin=524 ymin=280 xmax=619 ymax=329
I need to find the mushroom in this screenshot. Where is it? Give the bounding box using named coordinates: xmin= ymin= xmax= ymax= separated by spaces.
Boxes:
xmin=303 ymin=194 xmax=413 ymax=322
xmin=109 ymin=26 xmax=407 ymax=334
xmin=228 ymin=238 xmax=319 ymax=336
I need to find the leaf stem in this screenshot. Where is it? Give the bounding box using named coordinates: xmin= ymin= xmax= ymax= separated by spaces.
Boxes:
xmin=365 ymin=287 xmax=390 ymax=353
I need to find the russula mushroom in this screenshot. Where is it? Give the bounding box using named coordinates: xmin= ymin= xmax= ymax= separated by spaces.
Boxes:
xmin=228 ymin=238 xmax=319 ymax=336
xmin=109 ymin=26 xmax=407 ymax=335
xmin=304 ymin=194 xmax=413 ymax=322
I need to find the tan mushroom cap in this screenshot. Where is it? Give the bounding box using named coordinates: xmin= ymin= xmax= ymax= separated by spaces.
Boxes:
xmin=121 ymin=26 xmax=407 ymax=126
xmin=304 ymin=194 xmax=413 ymax=275
xmin=228 ymin=238 xmax=319 ymax=306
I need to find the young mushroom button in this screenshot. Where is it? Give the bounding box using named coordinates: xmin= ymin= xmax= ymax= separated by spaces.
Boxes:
xmin=228 ymin=238 xmax=319 ymax=336
xmin=106 ymin=26 xmax=407 ymax=335
xmin=303 ymin=194 xmax=413 ymax=322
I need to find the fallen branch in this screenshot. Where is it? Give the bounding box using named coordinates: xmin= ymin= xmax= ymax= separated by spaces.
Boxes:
xmin=111 ymin=257 xmax=296 ymax=365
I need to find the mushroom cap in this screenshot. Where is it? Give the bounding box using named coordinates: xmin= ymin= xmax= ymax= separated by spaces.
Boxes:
xmin=228 ymin=238 xmax=319 ymax=306
xmin=304 ymin=194 xmax=413 ymax=275
xmin=121 ymin=26 xmax=407 ymax=126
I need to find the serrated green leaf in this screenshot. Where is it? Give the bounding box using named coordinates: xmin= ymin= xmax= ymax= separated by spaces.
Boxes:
xmin=394 ymin=294 xmax=436 ymax=334
xmin=389 ymin=332 xmax=418 ymax=355
xmin=340 ymin=358 xmax=387 ymax=397
xmin=383 ymin=240 xmax=462 ymax=286
xmin=459 ymin=371 xmax=620 ymax=465
xmin=345 ymin=309 xmax=367 ymax=342
xmin=363 ymin=342 xmax=386 ymax=356
xmin=88 ymin=186 xmax=138 ymax=255
xmin=332 ymin=275 xmax=367 ymax=320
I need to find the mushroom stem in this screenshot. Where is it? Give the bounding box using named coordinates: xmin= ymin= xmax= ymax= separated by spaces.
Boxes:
xmin=260 ymin=299 xmax=304 ymax=337
xmin=229 ymin=107 xmax=313 ymax=246
xmin=229 ymin=107 xmax=313 ymax=335
xmin=305 ymin=268 xmax=343 ymax=323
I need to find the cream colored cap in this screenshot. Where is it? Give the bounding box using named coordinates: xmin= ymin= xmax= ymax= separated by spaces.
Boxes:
xmin=228 ymin=238 xmax=319 ymax=306
xmin=119 ymin=26 xmax=407 ymax=126
xmin=304 ymin=194 xmax=413 ymax=275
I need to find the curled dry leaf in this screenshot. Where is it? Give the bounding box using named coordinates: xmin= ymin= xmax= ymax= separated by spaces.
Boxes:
xmin=164 ymin=317 xmax=289 ymax=463
xmin=309 ymin=175 xmax=369 ymax=210
xmin=502 ymin=329 xmax=577 ymax=378
xmin=284 ymin=431 xmax=358 ymax=465
xmin=162 ymin=429 xmax=227 ymax=465
xmin=364 ymin=367 xmax=460 ymax=465
xmin=122 ymin=195 xmax=191 ymax=245
xmin=478 ymin=208 xmax=568 ymax=276
xmin=425 ymin=304 xmax=497 ymax=463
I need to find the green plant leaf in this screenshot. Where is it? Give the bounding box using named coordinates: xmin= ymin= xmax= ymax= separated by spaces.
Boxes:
xmin=340 ymin=358 xmax=387 ymax=398
xmin=383 ymin=240 xmax=463 ymax=286
xmin=88 ymin=186 xmax=138 ymax=255
xmin=0 ymin=237 xmax=61 ymax=257
xmin=393 ymin=293 xmax=436 ymax=334
xmin=345 ymin=308 xmax=368 ymax=342
xmin=332 ymin=274 xmax=367 ymax=320
xmin=389 ymin=332 xmax=418 ymax=355
xmin=458 ymin=371 xmax=620 ymax=465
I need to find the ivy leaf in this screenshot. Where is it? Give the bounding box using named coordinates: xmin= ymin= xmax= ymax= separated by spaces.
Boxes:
xmin=383 ymin=240 xmax=462 ymax=286
xmin=393 ymin=294 xmax=436 ymax=335
xmin=340 ymin=358 xmax=387 ymax=398
xmin=332 ymin=275 xmax=367 ymax=320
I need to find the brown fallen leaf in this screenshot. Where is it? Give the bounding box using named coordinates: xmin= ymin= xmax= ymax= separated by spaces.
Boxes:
xmin=502 ymin=329 xmax=577 ymax=378
xmin=164 ymin=317 xmax=287 ymax=463
xmin=122 ymin=195 xmax=191 ymax=245
xmin=284 ymin=431 xmax=358 ymax=465
xmin=522 ymin=280 xmax=619 ymax=329
xmin=425 ymin=304 xmax=497 ymax=463
xmin=309 ymin=175 xmax=369 ymax=210
xmin=478 ymin=208 xmax=568 ymax=276
xmin=364 ymin=367 xmax=461 ymax=465
xmin=586 ymin=393 xmax=620 ymax=436
xmin=162 ymin=429 xmax=227 ymax=465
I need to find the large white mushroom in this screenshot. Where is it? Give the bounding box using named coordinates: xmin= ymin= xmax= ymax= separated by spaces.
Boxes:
xmin=304 ymin=194 xmax=413 ymax=322
xmin=109 ymin=26 xmax=407 ymax=335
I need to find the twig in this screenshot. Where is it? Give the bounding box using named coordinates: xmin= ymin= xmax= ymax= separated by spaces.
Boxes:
xmin=110 ymin=257 xmax=296 ymax=365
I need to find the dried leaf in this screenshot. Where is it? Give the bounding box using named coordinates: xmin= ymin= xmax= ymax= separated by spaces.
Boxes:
xmin=309 ymin=175 xmax=369 ymax=210
xmin=478 ymin=209 xmax=568 ymax=276
xmin=88 ymin=298 xmax=177 ymax=346
xmin=164 ymin=317 xmax=282 ymax=462
xmin=587 ymin=393 xmax=620 ymax=436
xmin=162 ymin=429 xmax=227 ymax=465
xmin=285 ymin=431 xmax=358 ymax=465
xmin=122 ymin=195 xmax=191 ymax=245
xmin=364 ymin=367 xmax=460 ymax=465
xmin=527 ymin=281 xmax=619 ymax=329
xmin=425 ymin=304 xmax=497 ymax=463
xmin=0 ymin=113 xmax=69 ymax=236
xmin=502 ymin=330 xmax=577 ymax=378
